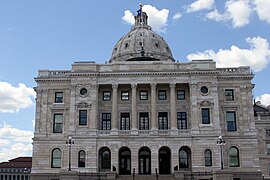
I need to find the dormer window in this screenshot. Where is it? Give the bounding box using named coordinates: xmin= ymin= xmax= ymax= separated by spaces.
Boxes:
xmin=155 ymin=42 xmax=159 ymax=48
xmin=125 ymin=43 xmax=129 ymax=48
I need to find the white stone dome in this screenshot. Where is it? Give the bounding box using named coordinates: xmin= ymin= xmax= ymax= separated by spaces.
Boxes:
xmin=109 ymin=12 xmax=174 ymax=63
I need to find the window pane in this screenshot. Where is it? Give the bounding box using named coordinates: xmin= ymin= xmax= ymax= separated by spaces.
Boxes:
xmin=53 ymin=114 xmax=63 ymax=133
xmin=226 ymin=112 xmax=236 ymax=131
xmin=103 ymin=91 xmax=111 ymax=101
xmin=120 ymin=113 xmax=130 ymax=130
xmin=225 ymin=89 xmax=234 ymax=101
xmin=229 ymin=147 xmax=239 ymax=167
xmin=52 ymin=149 xmax=61 ymax=168
xmin=139 ymin=112 xmax=149 ymax=130
xmin=55 ymin=92 xmax=63 ymax=103
xmin=179 ymin=150 xmax=188 ymax=168
xmin=140 ymin=91 xmax=148 ymax=100
xmin=177 ymin=112 xmax=187 ymax=129
xmin=79 ymin=110 xmax=87 ymax=126
xmin=158 ymin=90 xmax=166 ymax=100
xmin=202 ymin=108 xmax=210 ymax=124
xmin=121 ymin=91 xmax=129 ymax=101
xmin=177 ymin=90 xmax=185 ymax=100
xmin=205 ymin=149 xmax=212 ymax=167
xmin=101 ymin=113 xmax=111 ymax=130
xmin=158 ymin=112 xmax=168 ymax=130
xmin=267 ymin=144 xmax=270 ymax=155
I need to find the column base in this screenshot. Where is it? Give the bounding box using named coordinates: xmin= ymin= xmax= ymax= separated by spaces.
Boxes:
xmin=151 ymin=128 xmax=158 ymax=135
xmin=171 ymin=128 xmax=178 ymax=135
xmin=110 ymin=128 xmax=119 ymax=135
xmin=131 ymin=128 xmax=138 ymax=135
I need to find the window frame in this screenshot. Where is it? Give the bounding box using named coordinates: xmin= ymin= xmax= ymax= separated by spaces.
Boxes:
xmin=78 ymin=150 xmax=86 ymax=168
xmin=51 ymin=148 xmax=61 ymax=168
xmin=120 ymin=113 xmax=130 ymax=130
xmin=139 ymin=112 xmax=149 ymax=130
xmin=139 ymin=91 xmax=148 ymax=100
xmin=226 ymin=111 xmax=237 ymax=132
xmin=225 ymin=89 xmax=234 ymax=101
xmin=267 ymin=143 xmax=270 ymax=155
xmin=121 ymin=91 xmax=129 ymax=101
xmin=158 ymin=112 xmax=168 ymax=130
xmin=201 ymin=108 xmax=210 ymax=124
xmin=79 ymin=110 xmax=88 ymax=126
xmin=53 ymin=114 xmax=63 ymax=133
xmin=101 ymin=113 xmax=111 ymax=130
xmin=177 ymin=90 xmax=185 ymax=100
xmin=103 ymin=91 xmax=111 ymax=101
xmin=158 ymin=90 xmax=167 ymax=100
xmin=229 ymin=146 xmax=240 ymax=167
xmin=55 ymin=92 xmax=63 ymax=103
xmin=204 ymin=149 xmax=212 ymax=167
xmin=177 ymin=112 xmax=187 ymax=129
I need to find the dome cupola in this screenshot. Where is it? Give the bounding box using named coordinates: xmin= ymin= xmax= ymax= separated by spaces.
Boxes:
xmin=109 ymin=4 xmax=174 ymax=63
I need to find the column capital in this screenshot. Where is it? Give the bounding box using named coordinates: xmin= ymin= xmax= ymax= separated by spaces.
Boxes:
xmin=150 ymin=83 xmax=157 ymax=89
xmin=131 ymin=83 xmax=137 ymax=89
xmin=112 ymin=84 xmax=118 ymax=89
xmin=170 ymin=83 xmax=176 ymax=88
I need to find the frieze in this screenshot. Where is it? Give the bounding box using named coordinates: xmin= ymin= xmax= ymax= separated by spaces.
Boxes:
xmin=76 ymin=102 xmax=91 ymax=109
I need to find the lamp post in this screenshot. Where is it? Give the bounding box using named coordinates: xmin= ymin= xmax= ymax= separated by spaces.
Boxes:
xmin=66 ymin=136 xmax=74 ymax=171
xmin=216 ymin=135 xmax=225 ymax=170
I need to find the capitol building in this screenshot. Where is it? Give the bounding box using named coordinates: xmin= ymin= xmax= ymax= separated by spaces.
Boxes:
xmin=31 ymin=6 xmax=269 ymax=180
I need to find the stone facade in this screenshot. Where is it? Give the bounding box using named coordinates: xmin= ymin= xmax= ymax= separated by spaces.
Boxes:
xmin=32 ymin=8 xmax=264 ymax=180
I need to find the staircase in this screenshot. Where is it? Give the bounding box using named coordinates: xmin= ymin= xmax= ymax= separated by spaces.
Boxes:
xmin=117 ymin=175 xmax=176 ymax=180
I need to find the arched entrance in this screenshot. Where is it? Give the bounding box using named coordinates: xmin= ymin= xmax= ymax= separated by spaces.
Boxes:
xmin=159 ymin=146 xmax=171 ymax=174
xmin=99 ymin=147 xmax=111 ymax=171
xmin=139 ymin=147 xmax=151 ymax=175
xmin=119 ymin=147 xmax=131 ymax=175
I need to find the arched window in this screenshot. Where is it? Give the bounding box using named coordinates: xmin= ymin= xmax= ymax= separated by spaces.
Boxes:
xmin=78 ymin=150 xmax=86 ymax=167
xmin=99 ymin=147 xmax=111 ymax=171
xmin=179 ymin=146 xmax=191 ymax=169
xmin=229 ymin=146 xmax=239 ymax=167
xmin=204 ymin=149 xmax=212 ymax=167
xmin=51 ymin=148 xmax=61 ymax=168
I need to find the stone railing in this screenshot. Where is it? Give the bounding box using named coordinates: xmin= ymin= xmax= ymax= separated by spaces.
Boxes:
xmin=218 ymin=67 xmax=252 ymax=75
xmin=178 ymin=129 xmax=191 ymax=135
xmin=119 ymin=130 xmax=131 ymax=135
xmin=38 ymin=70 xmax=70 ymax=77
xmin=98 ymin=130 xmax=111 ymax=135
xmin=158 ymin=130 xmax=170 ymax=135
xmin=138 ymin=130 xmax=150 ymax=135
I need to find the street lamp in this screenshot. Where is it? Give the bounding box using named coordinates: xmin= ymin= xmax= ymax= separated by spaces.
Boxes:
xmin=66 ymin=136 xmax=74 ymax=171
xmin=216 ymin=135 xmax=225 ymax=170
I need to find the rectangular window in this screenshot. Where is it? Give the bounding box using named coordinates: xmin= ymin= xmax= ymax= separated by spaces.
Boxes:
xmin=102 ymin=113 xmax=111 ymax=130
xmin=140 ymin=91 xmax=148 ymax=100
xmin=177 ymin=90 xmax=185 ymax=100
xmin=79 ymin=110 xmax=87 ymax=126
xmin=53 ymin=114 xmax=63 ymax=133
xmin=55 ymin=92 xmax=63 ymax=103
xmin=120 ymin=113 xmax=130 ymax=130
xmin=226 ymin=111 xmax=237 ymax=131
xmin=139 ymin=112 xmax=149 ymax=130
xmin=177 ymin=112 xmax=187 ymax=129
xmin=158 ymin=90 xmax=166 ymax=100
xmin=103 ymin=91 xmax=111 ymax=101
xmin=225 ymin=89 xmax=234 ymax=101
xmin=158 ymin=112 xmax=168 ymax=130
xmin=202 ymin=108 xmax=210 ymax=124
xmin=121 ymin=91 xmax=129 ymax=101
xmin=267 ymin=143 xmax=270 ymax=155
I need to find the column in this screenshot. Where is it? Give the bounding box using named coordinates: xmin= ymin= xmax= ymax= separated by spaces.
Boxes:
xmin=111 ymin=84 xmax=118 ymax=132
xmin=151 ymin=83 xmax=157 ymax=132
xmin=131 ymin=84 xmax=138 ymax=132
xmin=189 ymin=83 xmax=199 ymax=133
xmin=170 ymin=83 xmax=177 ymax=132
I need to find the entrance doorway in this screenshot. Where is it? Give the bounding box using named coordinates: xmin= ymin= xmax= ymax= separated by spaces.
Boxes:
xmin=159 ymin=146 xmax=171 ymax=174
xmin=139 ymin=147 xmax=151 ymax=175
xmin=119 ymin=147 xmax=131 ymax=175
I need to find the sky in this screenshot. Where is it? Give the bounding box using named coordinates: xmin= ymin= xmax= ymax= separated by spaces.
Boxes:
xmin=0 ymin=0 xmax=270 ymax=162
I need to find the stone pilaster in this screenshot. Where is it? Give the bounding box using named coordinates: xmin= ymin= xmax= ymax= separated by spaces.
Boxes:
xmin=170 ymin=83 xmax=177 ymax=134
xmin=189 ymin=83 xmax=199 ymax=134
xmin=151 ymin=83 xmax=158 ymax=134
xmin=131 ymin=84 xmax=138 ymax=134
xmin=111 ymin=84 xmax=118 ymax=133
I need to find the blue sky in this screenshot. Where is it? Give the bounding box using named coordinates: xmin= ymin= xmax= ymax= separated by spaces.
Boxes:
xmin=0 ymin=0 xmax=270 ymax=162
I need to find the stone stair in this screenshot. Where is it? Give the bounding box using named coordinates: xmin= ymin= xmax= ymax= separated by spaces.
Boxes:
xmin=117 ymin=175 xmax=176 ymax=180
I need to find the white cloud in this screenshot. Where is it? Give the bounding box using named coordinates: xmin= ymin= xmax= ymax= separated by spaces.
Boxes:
xmin=256 ymin=94 xmax=270 ymax=106
xmin=173 ymin=12 xmax=182 ymax=20
xmin=226 ymin=0 xmax=252 ymax=28
xmin=122 ymin=4 xmax=169 ymax=33
xmin=206 ymin=0 xmax=252 ymax=28
xmin=253 ymin=0 xmax=270 ymax=24
xmin=186 ymin=36 xmax=270 ymax=72
xmin=0 ymin=81 xmax=36 ymax=113
xmin=0 ymin=123 xmax=33 ymax=162
xmin=186 ymin=0 xmax=215 ymax=13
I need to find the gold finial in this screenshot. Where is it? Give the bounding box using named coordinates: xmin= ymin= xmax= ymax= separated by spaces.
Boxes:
xmin=139 ymin=3 xmax=142 ymax=9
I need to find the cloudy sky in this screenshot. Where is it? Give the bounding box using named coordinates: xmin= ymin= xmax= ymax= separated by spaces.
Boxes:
xmin=0 ymin=0 xmax=270 ymax=162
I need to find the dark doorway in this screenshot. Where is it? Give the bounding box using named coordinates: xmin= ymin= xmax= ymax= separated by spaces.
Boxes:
xmin=159 ymin=146 xmax=171 ymax=174
xmin=119 ymin=147 xmax=131 ymax=175
xmin=139 ymin=147 xmax=151 ymax=175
